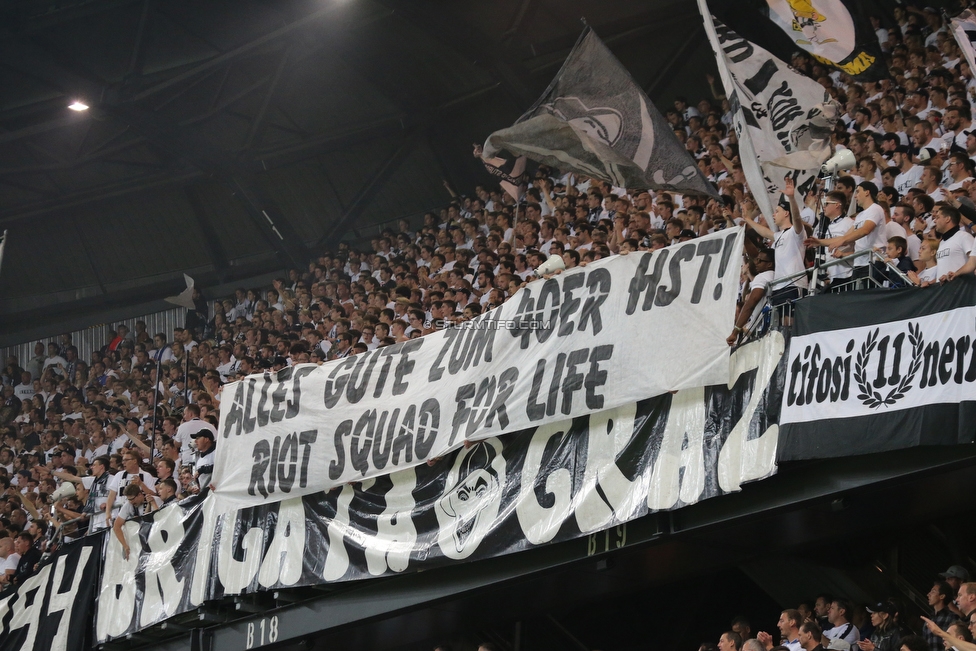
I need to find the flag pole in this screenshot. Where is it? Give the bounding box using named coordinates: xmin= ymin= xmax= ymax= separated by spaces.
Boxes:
xmin=0 ymin=230 xmax=7 ymax=279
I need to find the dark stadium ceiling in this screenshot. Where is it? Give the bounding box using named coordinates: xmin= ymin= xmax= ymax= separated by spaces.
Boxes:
xmin=0 ymin=0 xmax=715 ymax=331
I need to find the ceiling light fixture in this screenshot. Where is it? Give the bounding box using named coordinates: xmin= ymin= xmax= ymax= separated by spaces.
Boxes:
xmin=68 ymin=101 xmax=89 ymax=111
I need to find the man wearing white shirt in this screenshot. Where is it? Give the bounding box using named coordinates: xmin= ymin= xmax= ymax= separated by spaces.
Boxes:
xmin=942 ymin=153 xmax=974 ymax=192
xmin=890 ymin=203 xmax=921 ymax=263
xmin=892 ymin=147 xmax=924 ymax=196
xmin=742 ymin=177 xmax=808 ymax=295
xmin=942 ymin=106 xmax=972 ymax=151
xmin=820 ymin=191 xmax=855 ymax=282
xmin=809 ymin=182 xmax=888 ymax=279
xmin=192 ymin=429 xmax=216 ymax=490
xmin=823 ymin=599 xmax=860 ymax=648
xmin=214 ymin=346 xmax=237 ymax=382
xmin=935 ymin=203 xmax=976 ymax=280
xmin=919 ymin=166 xmax=946 ymax=201
xmin=538 ymin=219 xmax=555 ymax=256
xmin=0 ymin=538 xmax=19 ymax=587
xmin=757 ymin=610 xmax=803 ymax=651
xmin=103 ymin=451 xmax=156 ymax=524
xmin=912 ymin=121 xmax=939 ymax=152
xmin=910 ymin=89 xmax=933 ymax=120
xmin=175 ymin=404 xmax=217 ymax=466
xmin=13 ymin=372 xmax=34 ymax=402
xmin=727 ymin=252 xmax=775 ymax=347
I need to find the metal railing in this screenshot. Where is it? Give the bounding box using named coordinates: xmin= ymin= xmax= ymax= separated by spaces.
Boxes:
xmin=744 ymin=249 xmax=918 ymax=341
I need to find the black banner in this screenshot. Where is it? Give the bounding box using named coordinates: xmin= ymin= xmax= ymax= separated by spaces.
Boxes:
xmin=97 ymin=334 xmax=786 ymax=642
xmin=0 ymin=536 xmax=101 ymax=651
xmin=707 ymin=0 xmax=888 ymax=82
xmin=777 ymin=277 xmax=976 ymax=460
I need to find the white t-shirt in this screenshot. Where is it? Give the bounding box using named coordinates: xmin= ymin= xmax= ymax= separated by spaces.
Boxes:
xmin=937 ymin=228 xmax=976 ymax=278
xmin=918 ymin=265 xmax=938 ymax=283
xmin=945 ymin=176 xmax=974 ymax=191
xmin=117 ymin=498 xmax=150 ymax=522
xmin=108 ymin=470 xmax=156 ymax=519
xmin=3 ymin=553 xmax=21 ymax=576
xmin=825 ymin=623 xmax=860 ymax=647
xmin=826 ymin=216 xmax=855 ymax=280
xmin=13 ymin=383 xmax=34 ymax=401
xmin=84 ymin=444 xmax=109 ymax=463
xmin=894 ymin=166 xmax=923 ymax=196
xmin=884 ymin=221 xmax=919 ymax=259
xmin=176 ymin=418 xmax=217 ymax=465
xmin=773 ymin=226 xmax=808 ymax=288
xmin=746 ymin=270 xmax=776 ymax=331
xmin=851 ymin=203 xmax=887 ymax=266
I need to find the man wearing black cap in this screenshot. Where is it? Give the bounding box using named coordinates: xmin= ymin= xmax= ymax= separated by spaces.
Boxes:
xmin=941 ymin=565 xmax=971 ymax=594
xmin=192 ymin=428 xmax=215 ymax=490
xmin=176 ymin=404 xmax=216 ymax=465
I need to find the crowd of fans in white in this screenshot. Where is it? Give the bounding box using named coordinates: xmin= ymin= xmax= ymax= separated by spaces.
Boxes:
xmin=0 ymin=10 xmax=972 ymax=650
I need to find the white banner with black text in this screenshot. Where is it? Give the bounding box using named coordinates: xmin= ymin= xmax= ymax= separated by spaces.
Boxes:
xmin=777 ymin=277 xmax=976 ymax=460
xmin=213 ymin=228 xmax=744 ymax=511
xmin=96 ymin=332 xmax=785 ymax=643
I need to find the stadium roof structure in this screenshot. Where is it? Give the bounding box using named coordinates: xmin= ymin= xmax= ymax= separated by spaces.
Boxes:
xmin=0 ymin=0 xmax=714 ymax=336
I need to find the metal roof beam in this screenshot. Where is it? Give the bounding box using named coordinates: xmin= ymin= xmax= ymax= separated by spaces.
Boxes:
xmin=125 ymin=1 xmax=376 ymax=103
xmin=317 ymin=131 xmax=420 ymax=248
xmin=370 ymin=0 xmax=537 ymax=106
xmin=242 ymin=48 xmax=290 ymax=150
xmin=183 ymin=183 xmax=231 ymax=282
xmin=0 ymin=26 xmax=310 ymax=268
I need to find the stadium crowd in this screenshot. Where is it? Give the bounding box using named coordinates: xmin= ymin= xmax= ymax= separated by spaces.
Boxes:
xmin=0 ymin=1 xmax=972 ymax=620
xmin=697 ymin=571 xmax=976 ymax=651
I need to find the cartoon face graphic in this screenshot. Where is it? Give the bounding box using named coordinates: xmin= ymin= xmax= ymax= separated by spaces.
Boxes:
xmin=765 ymin=0 xmax=856 ymax=63
xmin=435 ymin=439 xmax=505 ymax=560
xmin=540 ymin=97 xmax=623 ymax=148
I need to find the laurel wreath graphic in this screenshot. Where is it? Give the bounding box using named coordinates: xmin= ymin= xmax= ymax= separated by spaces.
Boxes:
xmin=853 ymin=323 xmax=924 ymax=409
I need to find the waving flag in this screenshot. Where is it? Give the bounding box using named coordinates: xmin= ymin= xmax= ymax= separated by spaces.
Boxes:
xmin=705 ymin=0 xmax=888 ymax=82
xmin=950 ymin=10 xmax=976 ymax=78
xmin=699 ymin=3 xmax=840 ymax=220
xmin=483 ymin=27 xmax=717 ymax=197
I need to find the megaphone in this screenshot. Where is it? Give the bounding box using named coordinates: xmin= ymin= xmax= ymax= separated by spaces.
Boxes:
xmin=821 ymin=148 xmax=856 ymax=175
xmin=535 ymin=254 xmax=566 ymax=276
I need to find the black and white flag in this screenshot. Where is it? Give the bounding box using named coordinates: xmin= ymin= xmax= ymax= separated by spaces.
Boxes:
xmin=699 ymin=6 xmax=839 ymax=221
xmin=482 ymin=27 xmax=717 ymax=197
xmin=0 ymin=537 xmax=101 ymax=651
xmin=705 ymin=0 xmax=888 ymax=82
xmin=951 ymin=10 xmax=976 ymax=81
